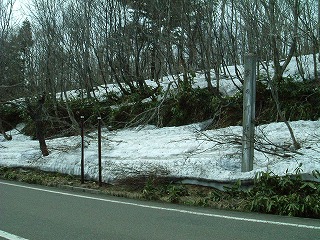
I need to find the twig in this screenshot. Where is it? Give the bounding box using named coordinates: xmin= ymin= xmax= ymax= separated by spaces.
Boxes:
xmin=125 ymin=82 xmax=174 ymax=129
xmin=196 ymin=127 xmax=302 ymax=158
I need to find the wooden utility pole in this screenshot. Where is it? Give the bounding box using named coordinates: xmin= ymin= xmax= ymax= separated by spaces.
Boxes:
xmin=242 ymin=54 xmax=256 ymax=172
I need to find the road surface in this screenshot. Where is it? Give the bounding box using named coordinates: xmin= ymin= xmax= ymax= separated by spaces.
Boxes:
xmin=0 ymin=180 xmax=319 ymax=240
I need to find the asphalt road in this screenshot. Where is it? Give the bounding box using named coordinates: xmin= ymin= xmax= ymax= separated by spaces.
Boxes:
xmin=0 ymin=180 xmax=319 ymax=240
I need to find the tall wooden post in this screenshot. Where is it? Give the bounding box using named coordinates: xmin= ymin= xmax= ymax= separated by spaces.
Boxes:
xmin=242 ymin=54 xmax=256 ymax=172
xmin=97 ymin=117 xmax=102 ymax=186
xmin=80 ymin=116 xmax=85 ymax=184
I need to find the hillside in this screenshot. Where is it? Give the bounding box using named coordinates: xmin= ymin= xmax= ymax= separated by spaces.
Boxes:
xmin=1 ymin=55 xmax=320 ymax=185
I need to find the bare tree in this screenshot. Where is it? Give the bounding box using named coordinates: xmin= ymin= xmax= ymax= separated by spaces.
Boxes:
xmin=0 ymin=0 xmax=15 ymax=100
xmin=0 ymin=0 xmax=15 ymax=140
xmin=6 ymin=0 xmax=314 ymax=135
xmin=0 ymin=0 xmax=14 ymax=40
xmin=298 ymin=0 xmax=319 ymax=81
xmin=26 ymin=94 xmax=49 ymax=156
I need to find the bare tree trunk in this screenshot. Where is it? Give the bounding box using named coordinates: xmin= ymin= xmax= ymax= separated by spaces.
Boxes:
xmin=261 ymin=0 xmax=299 ymax=83
xmin=0 ymin=117 xmax=12 ymax=140
xmin=62 ymin=81 xmax=80 ymax=134
xmin=26 ymin=94 xmax=49 ymax=156
xmin=269 ymin=78 xmax=301 ymax=150
xmin=312 ymin=41 xmax=318 ymax=80
xmin=258 ymin=0 xmax=301 ymax=150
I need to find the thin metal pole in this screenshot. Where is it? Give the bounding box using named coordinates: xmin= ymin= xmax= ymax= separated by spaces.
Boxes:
xmin=98 ymin=117 xmax=102 ymax=186
xmin=242 ymin=54 xmax=256 ymax=172
xmin=81 ymin=116 xmax=85 ymax=184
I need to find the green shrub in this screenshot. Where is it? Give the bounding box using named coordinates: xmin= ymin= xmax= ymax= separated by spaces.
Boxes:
xmin=248 ymin=170 xmax=320 ymax=218
xmin=162 ymin=88 xmax=216 ymax=126
xmin=277 ymin=77 xmax=320 ymax=120
xmin=3 ymin=78 xmax=320 ymax=137
xmin=165 ymin=184 xmax=189 ymax=203
xmin=0 ymin=103 xmax=24 ymax=131
xmin=142 ymin=177 xmax=161 ymax=200
xmin=141 ymin=176 xmax=190 ymax=203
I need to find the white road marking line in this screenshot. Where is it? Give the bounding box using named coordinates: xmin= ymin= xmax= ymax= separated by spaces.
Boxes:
xmin=1 ymin=181 xmax=320 ymax=230
xmin=0 ymin=230 xmax=28 ymax=240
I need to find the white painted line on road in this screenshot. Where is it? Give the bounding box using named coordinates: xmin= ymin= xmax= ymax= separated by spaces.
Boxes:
xmin=1 ymin=181 xmax=320 ymax=230
xmin=0 ymin=230 xmax=28 ymax=240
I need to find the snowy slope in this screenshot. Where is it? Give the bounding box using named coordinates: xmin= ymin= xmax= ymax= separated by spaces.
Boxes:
xmin=1 ymin=120 xmax=319 ymax=184
xmin=0 ymin=54 xmax=319 ymax=184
